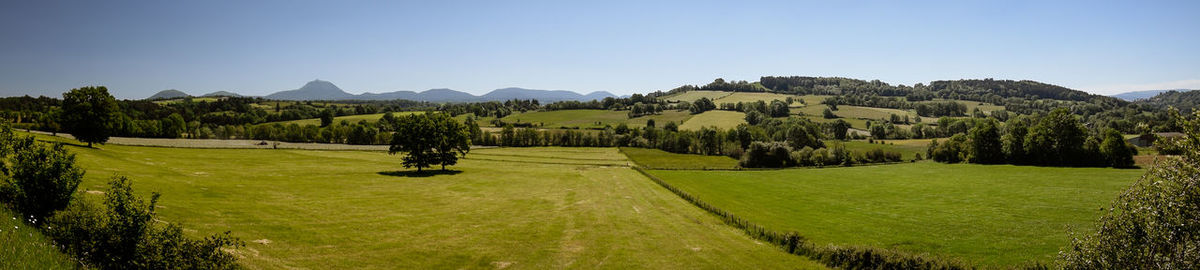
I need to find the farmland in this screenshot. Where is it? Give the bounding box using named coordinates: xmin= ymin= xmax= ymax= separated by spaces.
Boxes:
xmin=272 ymin=111 xmax=422 ymax=126
xmin=34 ymin=134 xmax=821 ymax=269
xmin=621 ymin=147 xmax=739 ymax=170
xmin=646 ymin=162 xmax=1145 ymax=266
xmin=679 ymin=111 xmax=747 ymax=131
xmin=498 ymin=109 xmax=694 ymax=129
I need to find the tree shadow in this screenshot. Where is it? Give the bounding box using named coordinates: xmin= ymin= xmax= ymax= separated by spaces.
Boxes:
xmin=377 ymin=170 xmax=463 ymax=178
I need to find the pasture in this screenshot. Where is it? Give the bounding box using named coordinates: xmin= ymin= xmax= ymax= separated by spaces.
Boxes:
xmin=661 ymin=90 xmax=732 ymax=102
xmin=499 ymin=109 xmax=693 ymax=129
xmin=839 ymin=139 xmax=931 ymax=160
xmin=679 ymin=111 xmax=747 ymax=131
xmin=713 ymin=92 xmax=801 ymax=105
xmin=38 ymin=134 xmax=820 ymax=269
xmin=646 ymin=162 xmax=1145 ymax=266
xmin=620 ymin=147 xmax=739 ymax=170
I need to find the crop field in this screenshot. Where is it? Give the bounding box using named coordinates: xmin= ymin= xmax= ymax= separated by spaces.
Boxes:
xmin=2 ymin=208 xmax=77 ymax=270
xmin=800 ymin=115 xmax=869 ymax=130
xmin=620 ymin=147 xmax=739 ymax=170
xmin=662 ymin=90 xmax=733 ymax=102
xmin=679 ymin=111 xmax=746 ymax=131
xmin=647 ymin=162 xmax=1145 ymax=266
xmin=39 ymin=134 xmax=821 ymax=269
xmin=273 ymin=111 xmax=423 ymax=126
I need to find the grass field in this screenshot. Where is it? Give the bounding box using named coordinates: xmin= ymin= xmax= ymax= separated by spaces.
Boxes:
xmin=620 ymin=147 xmax=739 ymax=170
xmin=1 ymin=208 xmax=78 ymax=270
xmin=36 ymin=133 xmax=821 ymax=269
xmin=679 ymin=111 xmax=746 ymax=131
xmin=274 ymin=111 xmax=423 ymax=126
xmin=662 ymin=90 xmax=732 ymax=102
xmin=647 ymin=162 xmax=1144 ymax=266
xmin=499 ymin=109 xmax=694 ymax=129
xmin=839 ymin=139 xmax=931 ymax=160
xmin=712 ymin=92 xmax=801 ymax=105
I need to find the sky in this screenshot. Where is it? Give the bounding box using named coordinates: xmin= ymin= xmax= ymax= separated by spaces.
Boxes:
xmin=0 ymin=0 xmax=1197 ymax=99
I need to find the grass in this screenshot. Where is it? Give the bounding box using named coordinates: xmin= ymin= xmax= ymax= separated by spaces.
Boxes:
xmin=713 ymin=92 xmax=802 ymax=105
xmin=679 ymin=111 xmax=746 ymax=131
xmin=916 ymin=99 xmax=1005 ymax=113
xmin=272 ymin=111 xmax=423 ymax=126
xmin=646 ymin=162 xmax=1144 ymax=266
xmin=839 ymin=139 xmax=932 ymax=160
xmin=37 ymin=133 xmax=821 ymax=269
xmin=620 ymin=147 xmax=739 ymax=170
xmin=661 ymin=91 xmax=732 ymax=102
xmin=834 ymin=106 xmax=919 ymax=121
xmin=1 ymin=208 xmax=78 ymax=270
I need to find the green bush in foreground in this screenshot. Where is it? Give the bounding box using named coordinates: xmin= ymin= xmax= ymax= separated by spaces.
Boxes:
xmin=1059 ymin=109 xmax=1200 ymax=269
xmin=48 ymin=176 xmax=242 ymax=270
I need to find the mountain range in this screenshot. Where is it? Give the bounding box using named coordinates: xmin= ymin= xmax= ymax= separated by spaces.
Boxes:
xmin=1110 ymin=89 xmax=1195 ymax=101
xmin=147 ymin=80 xmax=617 ymax=103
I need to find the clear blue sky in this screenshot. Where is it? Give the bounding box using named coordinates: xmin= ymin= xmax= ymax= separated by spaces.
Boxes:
xmin=1 ymin=0 xmax=1197 ymax=99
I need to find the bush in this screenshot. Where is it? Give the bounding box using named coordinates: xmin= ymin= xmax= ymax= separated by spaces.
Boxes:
xmin=740 ymin=141 xmax=793 ymax=168
xmin=1058 ymin=109 xmax=1200 ymax=269
xmin=5 ymin=142 xmax=84 ymax=220
xmin=48 ymin=176 xmax=242 ymax=270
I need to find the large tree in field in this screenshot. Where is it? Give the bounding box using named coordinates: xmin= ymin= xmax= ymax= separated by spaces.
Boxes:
xmin=389 ymin=112 xmax=470 ymax=172
xmin=61 ymin=86 xmax=119 ymax=147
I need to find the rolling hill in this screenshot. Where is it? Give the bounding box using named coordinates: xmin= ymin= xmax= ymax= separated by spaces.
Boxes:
xmin=146 ymin=89 xmax=190 ymax=100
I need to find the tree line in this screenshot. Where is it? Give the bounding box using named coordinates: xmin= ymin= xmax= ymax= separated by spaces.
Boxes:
xmin=926 ymin=108 xmax=1137 ymax=168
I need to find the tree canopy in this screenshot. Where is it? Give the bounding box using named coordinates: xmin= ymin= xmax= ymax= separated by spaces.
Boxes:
xmin=60 ymin=86 xmax=120 ymax=147
xmin=388 ymin=112 xmax=471 ymax=172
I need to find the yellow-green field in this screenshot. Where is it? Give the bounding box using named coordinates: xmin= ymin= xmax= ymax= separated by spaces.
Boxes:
xmin=679 ymin=111 xmax=747 ymax=131
xmin=31 ymin=133 xmax=821 ymax=269
xmin=647 ymin=162 xmax=1145 ymax=266
xmin=273 ymin=112 xmax=423 ymax=126
xmin=661 ymin=91 xmax=733 ymax=102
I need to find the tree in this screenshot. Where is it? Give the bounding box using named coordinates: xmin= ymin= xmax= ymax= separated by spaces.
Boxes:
xmin=61 ymin=86 xmax=120 ymax=147
xmin=389 ymin=113 xmax=470 ymax=172
xmin=690 ymin=97 xmax=716 ymax=114
xmin=830 ymin=120 xmax=851 ymax=140
xmin=967 ymin=120 xmax=1004 ymax=164
xmin=1059 ymin=109 xmax=1200 ymax=269
xmin=769 ymin=100 xmax=790 ymax=117
xmin=1099 ymin=128 xmax=1135 ymax=168
xmin=320 ymin=108 xmax=335 ymax=127
xmin=160 ymin=113 xmax=186 ymax=138
xmin=822 ymin=108 xmax=837 ymax=119
xmin=1024 ymin=108 xmax=1088 ymax=166
xmin=744 ymin=110 xmax=766 ymax=125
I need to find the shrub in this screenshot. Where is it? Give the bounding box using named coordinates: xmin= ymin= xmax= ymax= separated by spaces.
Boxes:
xmin=0 ymin=130 xmax=84 ymax=220
xmin=47 ymin=176 xmax=242 ymax=270
xmin=1059 ymin=109 xmax=1200 ymax=269
xmin=740 ymin=141 xmax=793 ymax=168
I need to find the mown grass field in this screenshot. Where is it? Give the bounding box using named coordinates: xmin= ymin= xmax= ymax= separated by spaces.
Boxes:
xmin=620 ymin=147 xmax=739 ymax=170
xmin=35 ymin=133 xmax=821 ymax=269
xmin=712 ymin=92 xmax=801 ymax=105
xmin=1 ymin=208 xmax=77 ymax=270
xmin=647 ymin=162 xmax=1144 ymax=266
xmin=273 ymin=111 xmax=423 ymax=126
xmin=679 ymin=111 xmax=746 ymax=131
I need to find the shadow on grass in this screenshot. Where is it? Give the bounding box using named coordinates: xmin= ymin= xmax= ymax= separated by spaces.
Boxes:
xmin=377 ymin=170 xmax=463 ymax=178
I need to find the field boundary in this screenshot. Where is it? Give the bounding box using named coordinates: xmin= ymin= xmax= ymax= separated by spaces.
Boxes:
xmin=631 ymin=166 xmax=982 ymax=269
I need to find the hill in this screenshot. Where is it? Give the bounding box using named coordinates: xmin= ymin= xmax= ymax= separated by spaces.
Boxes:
xmin=146 ymin=89 xmax=190 ymax=100
xmin=1135 ymin=90 xmax=1200 ymax=112
xmin=201 ymin=91 xmax=242 ymax=97
xmin=481 ymin=87 xmax=616 ymax=102
xmin=1112 ymin=89 xmax=1194 ymax=101
xmin=264 ymin=80 xmax=355 ymax=100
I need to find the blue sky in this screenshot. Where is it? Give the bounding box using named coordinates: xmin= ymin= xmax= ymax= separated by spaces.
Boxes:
xmin=1 ymin=0 xmax=1197 ymax=99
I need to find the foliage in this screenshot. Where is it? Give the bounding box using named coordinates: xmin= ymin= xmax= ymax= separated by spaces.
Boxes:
xmin=47 ymin=176 xmax=242 ymax=270
xmin=3 ymin=141 xmax=84 ymax=220
xmin=1059 ymin=108 xmax=1200 ymax=269
xmin=60 ymin=86 xmax=120 ymax=147
xmin=388 ymin=112 xmax=470 ymax=171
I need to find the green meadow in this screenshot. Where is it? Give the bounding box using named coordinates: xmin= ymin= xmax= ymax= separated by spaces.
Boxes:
xmin=646 ymin=162 xmax=1145 ymax=266
xmin=1 ymin=208 xmax=78 ymax=270
xmin=34 ymin=134 xmax=820 ymax=269
xmin=679 ymin=111 xmax=747 ymax=131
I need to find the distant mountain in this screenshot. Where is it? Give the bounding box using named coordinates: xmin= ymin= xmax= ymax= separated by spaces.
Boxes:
xmin=202 ymin=91 xmax=242 ymax=97
xmin=1112 ymin=89 xmax=1194 ymax=101
xmin=480 ymin=88 xmax=617 ymax=102
xmin=146 ymin=89 xmax=190 ymax=100
xmin=259 ymin=80 xmax=612 ymax=102
xmin=265 ymin=80 xmax=355 ymax=100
